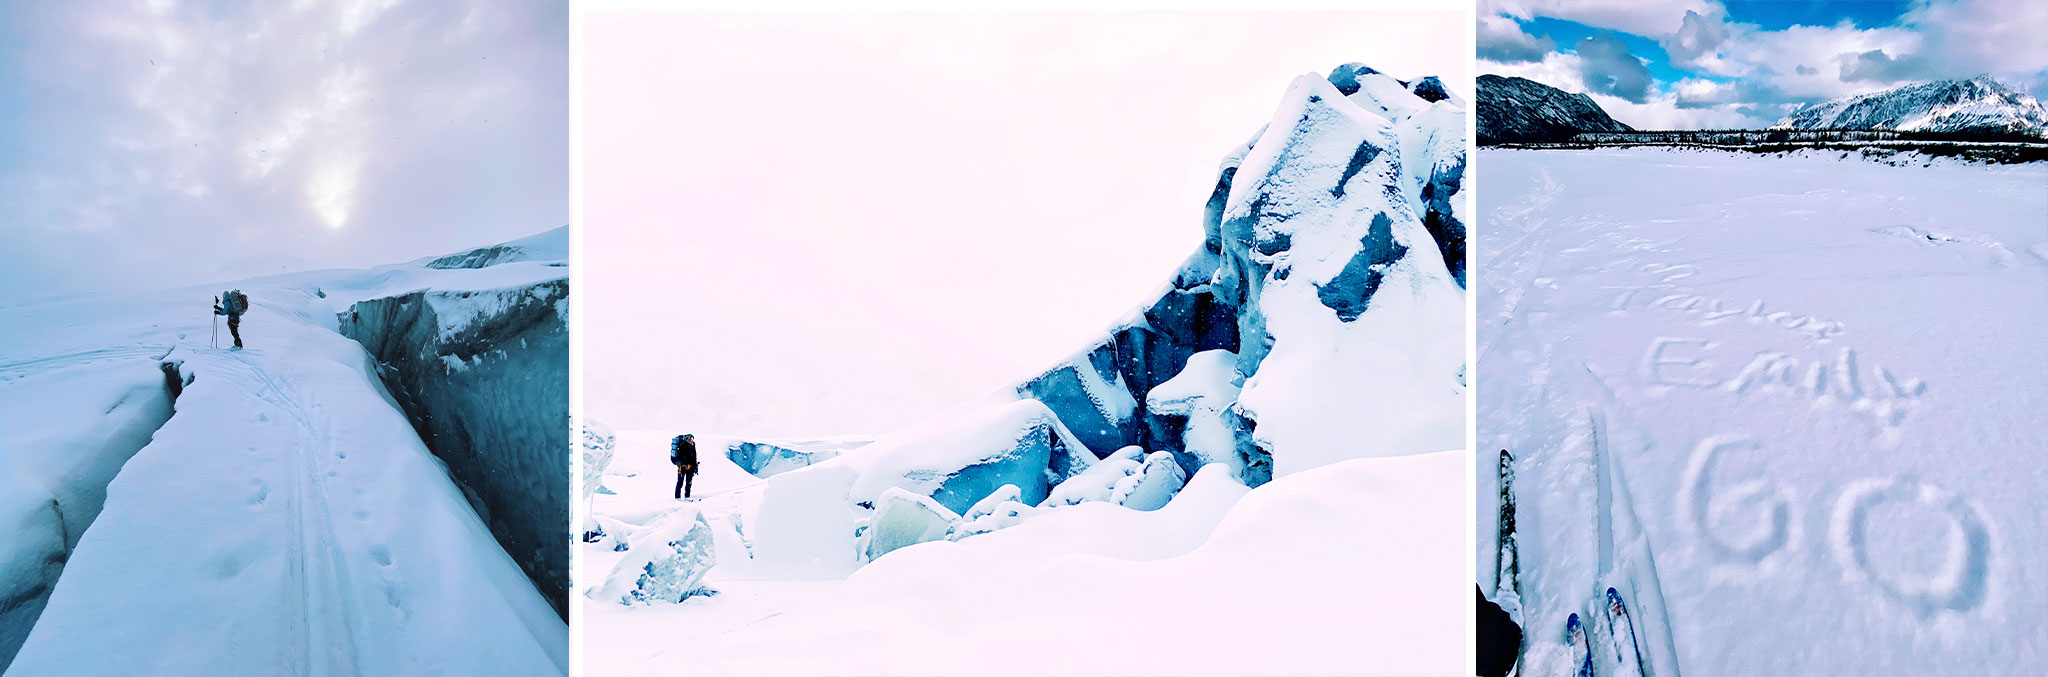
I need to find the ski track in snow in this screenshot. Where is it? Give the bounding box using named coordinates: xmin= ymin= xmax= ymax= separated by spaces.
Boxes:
xmin=1479 ymin=148 xmax=2048 ymax=675
xmin=226 ymin=349 xmax=365 ymax=672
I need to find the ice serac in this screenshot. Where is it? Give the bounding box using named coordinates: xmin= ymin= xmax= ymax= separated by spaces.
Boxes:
xmin=1011 ymin=66 xmax=1466 ymax=484
xmin=581 ymin=419 xmax=617 ymax=539
xmin=1475 ymin=74 xmax=1632 ymax=144
xmin=589 ymin=506 xmax=717 ymax=606
xmin=339 ymin=275 xmax=570 ymax=616
xmin=1014 ymin=64 xmax=1467 ymax=485
xmin=732 ymin=64 xmax=1463 ymax=569
xmin=1773 ymin=75 xmax=2048 ymax=138
xmin=860 ymin=488 xmax=962 ymax=561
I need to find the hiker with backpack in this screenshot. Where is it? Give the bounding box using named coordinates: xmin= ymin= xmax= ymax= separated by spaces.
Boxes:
xmin=672 ymin=433 xmax=698 ymax=500
xmin=215 ymin=289 xmax=250 ymax=349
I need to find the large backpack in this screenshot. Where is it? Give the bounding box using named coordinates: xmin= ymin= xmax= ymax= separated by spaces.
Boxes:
xmin=221 ymin=290 xmax=249 ymax=316
xmin=672 ymin=435 xmax=697 ymax=468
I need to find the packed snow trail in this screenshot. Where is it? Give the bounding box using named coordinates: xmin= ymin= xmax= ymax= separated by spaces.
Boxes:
xmin=1 ymin=278 xmax=566 ymax=674
xmin=1477 ymin=148 xmax=2048 ymax=674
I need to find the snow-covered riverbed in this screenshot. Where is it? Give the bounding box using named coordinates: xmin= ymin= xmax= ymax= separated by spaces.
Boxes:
xmin=1477 ymin=148 xmax=2048 ymax=674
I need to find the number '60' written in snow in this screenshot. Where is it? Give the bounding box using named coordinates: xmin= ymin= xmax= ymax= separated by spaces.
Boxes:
xmin=1678 ymin=435 xmax=1991 ymax=615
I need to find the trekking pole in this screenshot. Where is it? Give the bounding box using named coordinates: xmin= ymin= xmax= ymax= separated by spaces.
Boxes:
xmin=212 ymin=296 xmax=219 ymax=349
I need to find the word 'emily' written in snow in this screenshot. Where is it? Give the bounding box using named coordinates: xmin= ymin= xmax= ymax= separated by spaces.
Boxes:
xmin=1643 ymin=339 xmax=1925 ymax=428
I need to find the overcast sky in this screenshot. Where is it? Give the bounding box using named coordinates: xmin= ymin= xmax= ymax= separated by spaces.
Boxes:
xmin=582 ymin=9 xmax=1472 ymax=436
xmin=1479 ymin=0 xmax=2048 ymax=128
xmin=0 ymin=1 xmax=566 ymax=302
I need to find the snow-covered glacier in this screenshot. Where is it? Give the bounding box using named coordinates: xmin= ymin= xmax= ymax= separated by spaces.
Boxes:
xmin=584 ymin=64 xmax=1468 ymax=675
xmin=0 ymin=230 xmax=569 ymax=674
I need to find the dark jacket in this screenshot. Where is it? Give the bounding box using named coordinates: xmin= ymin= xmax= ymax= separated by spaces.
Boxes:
xmin=1476 ymin=585 xmax=1522 ymax=677
xmin=671 ymin=435 xmax=698 ymax=473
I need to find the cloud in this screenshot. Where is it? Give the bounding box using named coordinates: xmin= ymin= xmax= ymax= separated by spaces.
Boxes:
xmin=1904 ymin=0 xmax=2048 ymax=89
xmin=1664 ymin=9 xmax=1728 ymax=63
xmin=1487 ymin=0 xmax=2048 ymax=129
xmin=1478 ymin=13 xmax=1554 ymax=63
xmin=1573 ymin=34 xmax=1656 ymax=103
xmin=1837 ymin=48 xmax=1936 ymax=83
xmin=0 ymin=0 xmax=567 ymax=301
xmin=1483 ymin=53 xmax=1777 ymax=129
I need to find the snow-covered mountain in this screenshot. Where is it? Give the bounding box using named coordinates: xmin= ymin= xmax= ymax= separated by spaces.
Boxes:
xmin=584 ymin=63 xmax=1469 ymax=675
xmin=1774 ymin=75 xmax=2048 ymax=137
xmin=1477 ymin=74 xmax=1633 ymax=145
xmin=0 ymin=230 xmax=568 ymax=674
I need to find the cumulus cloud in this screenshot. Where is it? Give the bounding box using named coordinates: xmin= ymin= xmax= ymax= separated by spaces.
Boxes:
xmin=1573 ymin=34 xmax=1656 ymax=103
xmin=1664 ymin=9 xmax=1728 ymax=63
xmin=0 ymin=0 xmax=567 ymax=301
xmin=1478 ymin=13 xmax=1554 ymax=64
xmin=1904 ymin=0 xmax=2048 ymax=88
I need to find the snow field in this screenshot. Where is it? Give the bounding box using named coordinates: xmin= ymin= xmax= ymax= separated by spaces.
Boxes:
xmin=1478 ymin=148 xmax=2048 ymax=674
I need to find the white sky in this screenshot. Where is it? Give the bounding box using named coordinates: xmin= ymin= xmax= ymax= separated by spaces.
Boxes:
xmin=581 ymin=10 xmax=1472 ymax=436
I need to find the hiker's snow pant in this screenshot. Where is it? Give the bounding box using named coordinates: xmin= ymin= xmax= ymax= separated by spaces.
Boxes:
xmin=674 ymin=471 xmax=694 ymax=499
xmin=227 ymin=316 xmax=243 ymax=348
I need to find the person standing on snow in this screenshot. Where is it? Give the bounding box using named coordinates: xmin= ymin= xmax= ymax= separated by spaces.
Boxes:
xmin=215 ymin=289 xmax=250 ymax=349
xmin=672 ymin=433 xmax=698 ymax=500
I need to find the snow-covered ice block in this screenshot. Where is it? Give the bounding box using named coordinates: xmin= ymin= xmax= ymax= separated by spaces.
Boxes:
xmin=1111 ymin=450 xmax=1187 ymax=511
xmin=1147 ymin=349 xmax=1249 ymax=479
xmin=590 ymin=514 xmax=634 ymax=552
xmin=588 ymin=506 xmax=716 ymax=606
xmin=841 ymin=399 xmax=1096 ymax=514
xmin=947 ymin=500 xmax=1043 ymax=541
xmin=861 ymin=488 xmax=962 ymax=562
xmin=724 ymin=439 xmax=841 ymax=478
xmin=1045 ymin=446 xmax=1145 ymax=507
xmin=962 ymin=484 xmax=1022 ymax=522
xmin=1222 ymin=73 xmax=1467 ymax=477
xmin=752 ymin=464 xmax=861 ymax=578
xmin=1017 ymin=342 xmax=1138 ymax=455
xmin=581 ymin=418 xmax=616 ymax=507
xmin=1044 ymin=447 xmax=1185 ymax=511
xmin=947 ymin=484 xmax=1046 ymax=541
